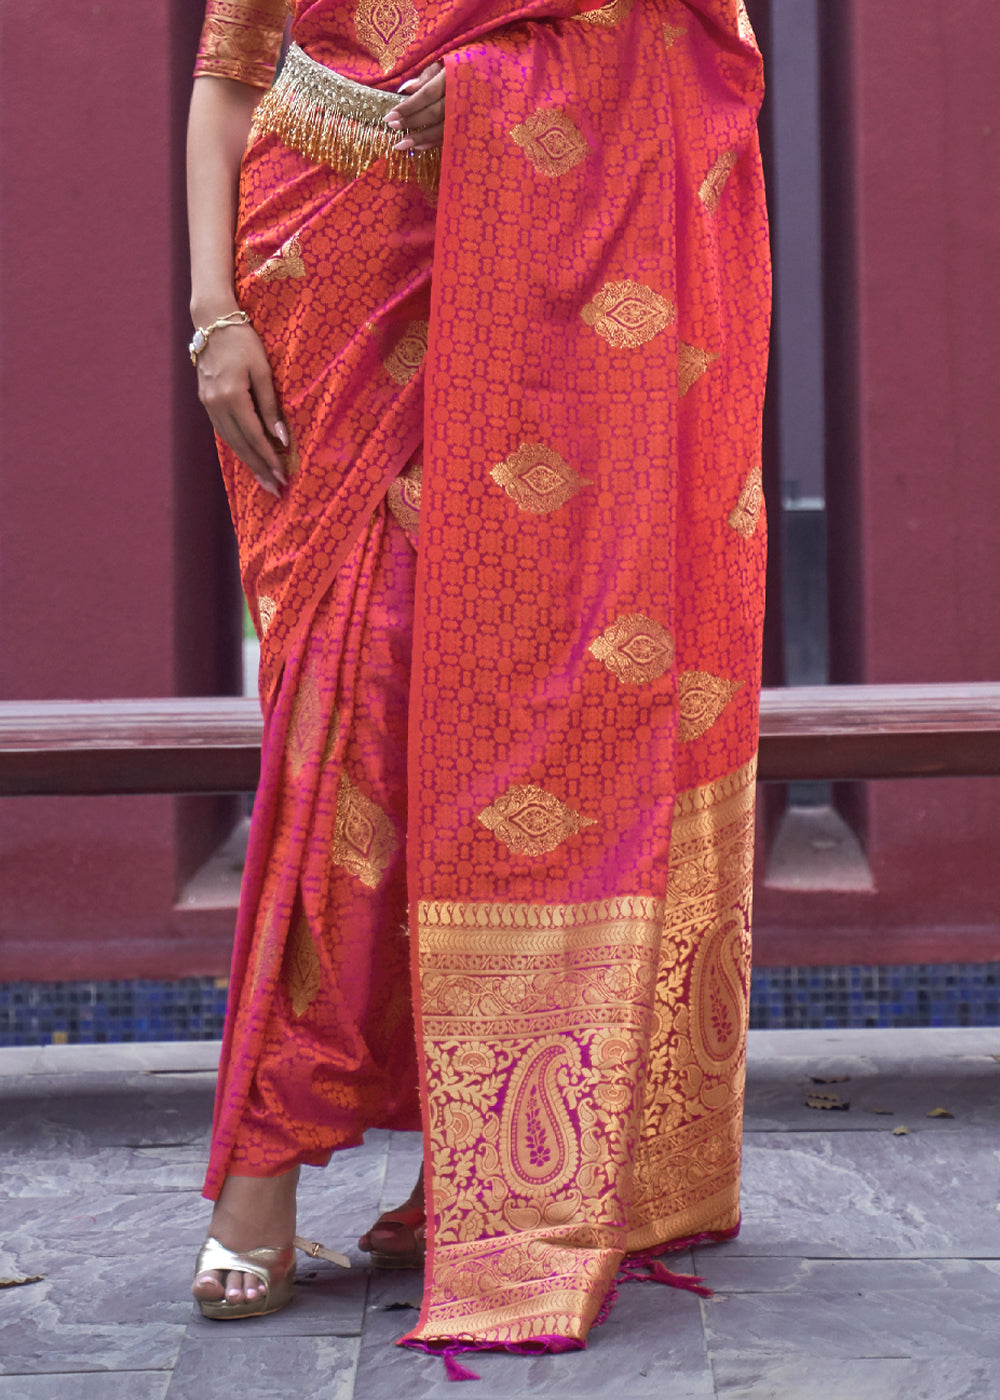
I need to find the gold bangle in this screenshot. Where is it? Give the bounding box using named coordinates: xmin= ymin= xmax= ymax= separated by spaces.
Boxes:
xmin=189 ymin=310 xmax=250 ymax=366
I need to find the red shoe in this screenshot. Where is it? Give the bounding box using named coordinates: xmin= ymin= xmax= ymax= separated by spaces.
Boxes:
xmin=358 ymin=1205 xmax=426 ymax=1268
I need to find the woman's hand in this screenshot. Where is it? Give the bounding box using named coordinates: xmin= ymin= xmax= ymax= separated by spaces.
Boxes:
xmin=385 ymin=61 xmax=446 ymax=152
xmin=195 ymin=318 xmax=289 ymax=497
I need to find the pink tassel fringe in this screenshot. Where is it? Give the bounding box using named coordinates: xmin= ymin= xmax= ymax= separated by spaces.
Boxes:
xmin=443 ymin=1350 xmax=481 ymax=1382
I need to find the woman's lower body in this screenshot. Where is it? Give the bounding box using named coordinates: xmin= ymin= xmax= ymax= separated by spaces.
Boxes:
xmin=197 ymin=3 xmax=771 ymax=1354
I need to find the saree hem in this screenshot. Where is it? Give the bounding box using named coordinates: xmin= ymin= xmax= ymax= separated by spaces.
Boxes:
xmin=399 ymin=1222 xmax=741 ymax=1371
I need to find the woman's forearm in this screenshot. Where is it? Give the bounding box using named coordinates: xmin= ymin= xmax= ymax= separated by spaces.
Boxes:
xmin=187 ymin=76 xmax=261 ymax=325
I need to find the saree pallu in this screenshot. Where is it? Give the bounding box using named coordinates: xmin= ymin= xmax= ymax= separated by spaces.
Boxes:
xmin=200 ymin=0 xmax=770 ymax=1355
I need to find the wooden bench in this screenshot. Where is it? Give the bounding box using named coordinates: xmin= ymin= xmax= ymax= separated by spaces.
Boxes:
xmin=2 ymin=683 xmax=1000 ymax=796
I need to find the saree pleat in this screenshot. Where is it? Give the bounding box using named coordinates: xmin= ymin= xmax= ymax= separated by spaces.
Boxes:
xmin=198 ymin=0 xmax=770 ymax=1353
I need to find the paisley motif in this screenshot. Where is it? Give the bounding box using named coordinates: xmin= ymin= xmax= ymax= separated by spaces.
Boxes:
xmin=727 ymin=464 xmax=764 ymax=538
xmin=477 ymin=784 xmax=597 ymax=856
xmin=588 ymin=613 xmax=675 ymax=685
xmin=581 ymin=280 xmax=676 ymax=349
xmin=383 ymin=320 xmax=429 ymax=384
xmin=510 ymin=108 xmax=590 ymax=178
xmin=490 ymin=443 xmax=591 ymax=514
xmin=678 ymin=342 xmax=720 ymax=396
xmin=678 ymin=670 xmax=742 ymax=741
xmin=699 ymin=150 xmax=738 ymax=213
xmin=501 ymin=1041 xmax=579 ymax=1192
xmin=690 ymin=911 xmax=747 ymax=1076
xmin=249 ymin=233 xmax=306 ymax=281
xmin=354 ymin=0 xmax=419 ymax=72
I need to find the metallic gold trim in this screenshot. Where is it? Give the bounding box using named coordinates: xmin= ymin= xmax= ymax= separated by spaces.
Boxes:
xmin=251 ymin=42 xmax=440 ymax=187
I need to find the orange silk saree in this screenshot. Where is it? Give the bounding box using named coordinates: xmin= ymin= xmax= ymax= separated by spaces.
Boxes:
xmin=195 ymin=0 xmax=770 ymax=1356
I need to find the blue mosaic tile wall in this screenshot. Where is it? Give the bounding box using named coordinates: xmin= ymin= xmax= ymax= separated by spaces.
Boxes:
xmin=0 ymin=977 xmax=230 ymax=1047
xmin=1 ymin=964 xmax=998 ymax=1046
xmin=749 ymin=963 xmax=1000 ymax=1031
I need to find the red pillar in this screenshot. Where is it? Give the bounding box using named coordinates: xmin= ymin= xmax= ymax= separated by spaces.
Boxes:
xmin=755 ymin=0 xmax=1000 ymax=965
xmin=0 ymin=2 xmax=241 ymax=980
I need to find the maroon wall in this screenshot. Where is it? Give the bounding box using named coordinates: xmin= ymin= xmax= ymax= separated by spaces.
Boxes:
xmin=2 ymin=1 xmax=998 ymax=980
xmin=755 ymin=0 xmax=1000 ymax=965
xmin=0 ymin=1 xmax=240 ymax=980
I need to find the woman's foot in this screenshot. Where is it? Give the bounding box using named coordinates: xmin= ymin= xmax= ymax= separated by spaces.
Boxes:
xmin=192 ymin=1167 xmax=299 ymax=1307
xmin=358 ymin=1166 xmax=425 ymax=1266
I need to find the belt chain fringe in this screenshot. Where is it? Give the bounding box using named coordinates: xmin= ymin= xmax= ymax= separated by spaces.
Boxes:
xmin=251 ymin=42 xmax=441 ymax=188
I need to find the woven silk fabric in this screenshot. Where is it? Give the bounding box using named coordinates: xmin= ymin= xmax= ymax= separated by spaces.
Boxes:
xmin=196 ymin=0 xmax=770 ymax=1353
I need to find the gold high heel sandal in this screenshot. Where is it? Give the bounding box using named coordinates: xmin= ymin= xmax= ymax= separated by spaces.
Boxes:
xmin=194 ymin=1234 xmax=350 ymax=1320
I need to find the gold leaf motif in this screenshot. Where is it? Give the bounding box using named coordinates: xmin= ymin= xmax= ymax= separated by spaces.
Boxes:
xmin=383 ymin=320 xmax=429 ymax=384
xmin=699 ymin=150 xmax=738 ymax=213
xmin=581 ymin=280 xmax=676 ymax=350
xmin=386 ymin=461 xmax=422 ymax=535
xmin=510 ymin=108 xmax=590 ymax=178
xmin=662 ymin=21 xmax=685 ymax=46
xmin=678 ymin=342 xmax=720 ymax=396
xmin=477 ymin=785 xmax=597 ymax=857
xmin=332 ymin=774 xmax=399 ymax=889
xmin=285 ymin=912 xmax=321 ymax=1018
xmin=574 ymin=0 xmax=633 ymax=25
xmin=354 ymin=0 xmax=419 ymax=73
xmin=286 ymin=669 xmax=323 ymax=779
xmin=727 ymin=465 xmax=763 ymax=538
xmin=678 ymin=671 xmax=742 ymax=741
xmin=588 ymin=613 xmax=675 ymax=685
xmin=249 ymin=234 xmax=306 ymax=281
xmin=257 ymin=595 xmax=276 ymax=636
xmin=490 ymin=443 xmax=591 ymax=514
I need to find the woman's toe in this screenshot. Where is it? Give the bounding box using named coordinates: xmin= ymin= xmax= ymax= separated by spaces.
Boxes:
xmin=192 ymin=1269 xmax=225 ymax=1301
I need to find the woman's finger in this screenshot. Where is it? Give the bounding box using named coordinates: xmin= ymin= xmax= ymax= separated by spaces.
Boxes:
xmin=385 ymin=65 xmax=445 ymax=133
xmin=225 ymin=395 xmax=287 ymax=489
xmin=246 ymin=350 xmax=289 ymax=481
xmin=216 ymin=408 xmax=284 ymax=497
xmin=398 ymin=122 xmax=445 ymax=153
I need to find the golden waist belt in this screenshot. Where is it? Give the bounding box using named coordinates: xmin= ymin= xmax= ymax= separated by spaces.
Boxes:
xmin=251 ymin=42 xmax=440 ymax=187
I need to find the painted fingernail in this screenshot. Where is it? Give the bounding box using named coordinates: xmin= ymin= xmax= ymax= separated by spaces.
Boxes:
xmin=392 ymin=138 xmax=413 ymax=152
xmin=274 ymin=421 xmax=289 ymax=447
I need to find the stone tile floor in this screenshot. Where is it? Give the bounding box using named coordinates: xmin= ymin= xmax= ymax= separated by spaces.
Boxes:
xmin=1 ymin=1027 xmax=998 ymax=1399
